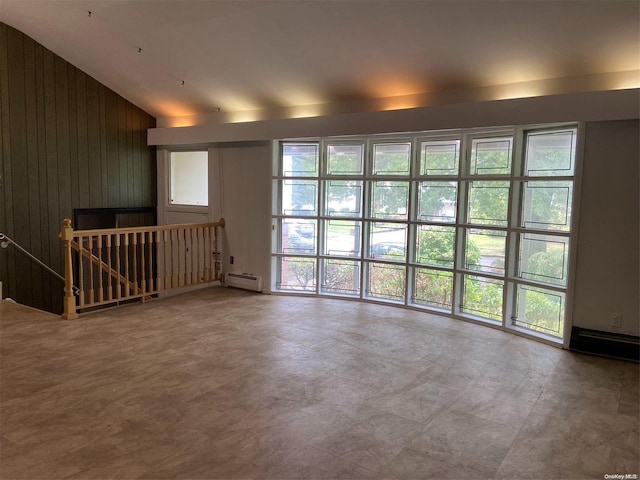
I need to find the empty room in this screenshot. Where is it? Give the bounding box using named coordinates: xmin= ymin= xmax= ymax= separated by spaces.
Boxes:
xmin=0 ymin=1 xmax=638 ymax=479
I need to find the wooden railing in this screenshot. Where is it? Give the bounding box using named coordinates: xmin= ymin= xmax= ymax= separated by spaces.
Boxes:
xmin=59 ymin=218 xmax=225 ymax=319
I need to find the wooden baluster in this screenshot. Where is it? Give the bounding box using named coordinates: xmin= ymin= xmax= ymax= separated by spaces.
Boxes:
xmin=213 ymin=225 xmax=218 ymax=281
xmin=183 ymin=228 xmax=188 ymax=286
xmin=162 ymin=229 xmax=168 ymax=291
xmin=123 ymin=233 xmax=130 ymax=297
xmin=115 ymin=233 xmax=122 ymax=300
xmin=209 ymin=225 xmax=214 ymax=281
xmin=140 ymin=231 xmax=146 ymax=298
xmin=148 ymin=231 xmax=155 ymax=294
xmin=197 ymin=227 xmax=203 ymax=283
xmin=77 ymin=234 xmax=85 ymax=308
xmin=190 ymin=227 xmax=196 ymax=285
xmin=88 ymin=236 xmax=94 ymax=303
xmin=97 ymin=234 xmax=104 ymax=303
xmin=132 ymin=232 xmax=138 ymax=294
xmin=106 ymin=234 xmax=113 ymax=301
xmin=170 ymin=229 xmax=175 ymax=288
xmin=206 ymin=226 xmax=212 ymax=282
xmin=60 ymin=219 xmax=78 ymax=320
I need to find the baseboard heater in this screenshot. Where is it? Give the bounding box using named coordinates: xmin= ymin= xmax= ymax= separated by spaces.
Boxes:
xmin=225 ymin=272 xmax=263 ymax=293
xmin=570 ymin=327 xmax=639 ymax=363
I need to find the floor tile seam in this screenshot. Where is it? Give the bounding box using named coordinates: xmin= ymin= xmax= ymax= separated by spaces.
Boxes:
xmin=321 ymin=338 xmax=428 ymax=373
xmin=491 ymin=386 xmax=558 ymax=479
xmin=277 ymin=441 xmax=379 ymax=478
xmin=385 ymin=445 xmax=497 ymax=480
xmin=424 ymin=405 xmax=528 ymax=477
xmin=313 ymin=407 xmax=432 ymax=478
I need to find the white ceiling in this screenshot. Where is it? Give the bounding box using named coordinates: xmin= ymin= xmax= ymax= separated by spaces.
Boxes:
xmin=1 ymin=0 xmax=638 ymax=120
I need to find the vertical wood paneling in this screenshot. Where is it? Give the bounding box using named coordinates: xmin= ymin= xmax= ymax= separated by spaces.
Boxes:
xmin=0 ymin=23 xmax=156 ymax=313
xmin=7 ymin=26 xmax=33 ymax=305
xmin=34 ymin=37 xmax=52 ymax=312
xmin=24 ymin=34 xmax=43 ymax=307
xmin=0 ymin=24 xmax=16 ymax=303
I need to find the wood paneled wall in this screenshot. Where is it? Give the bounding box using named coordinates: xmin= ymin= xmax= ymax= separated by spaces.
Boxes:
xmin=0 ymin=23 xmax=156 ymax=313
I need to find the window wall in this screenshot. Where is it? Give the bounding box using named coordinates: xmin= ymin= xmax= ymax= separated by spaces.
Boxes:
xmin=272 ymin=125 xmax=578 ymax=342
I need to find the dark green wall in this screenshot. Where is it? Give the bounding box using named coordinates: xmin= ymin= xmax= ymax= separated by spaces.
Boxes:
xmin=0 ymin=23 xmax=156 ymax=313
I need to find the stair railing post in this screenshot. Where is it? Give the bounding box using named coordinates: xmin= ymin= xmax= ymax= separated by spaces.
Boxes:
xmin=60 ymin=218 xmax=79 ymax=320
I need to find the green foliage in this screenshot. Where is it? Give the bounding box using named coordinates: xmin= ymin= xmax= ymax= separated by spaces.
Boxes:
xmin=372 ymin=182 xmax=409 ymax=219
xmin=517 ymin=286 xmax=564 ymax=336
xmin=526 ymin=181 xmax=572 ymax=231
xmin=468 ymin=181 xmax=509 ymax=226
xmin=286 ymin=259 xmax=315 ymax=290
xmin=527 ymin=247 xmax=565 ymax=285
xmin=472 ymin=146 xmax=511 ymax=175
xmin=414 ymin=270 xmax=452 ymax=309
xmin=323 ymin=261 xmax=359 ymax=295
xmin=373 ymin=147 xmax=410 ymax=175
xmin=369 ymin=264 xmax=405 ymax=300
xmin=421 ymin=145 xmax=458 ymax=175
xmin=418 ymin=183 xmax=456 ymax=221
xmin=463 ymin=276 xmax=503 ymax=321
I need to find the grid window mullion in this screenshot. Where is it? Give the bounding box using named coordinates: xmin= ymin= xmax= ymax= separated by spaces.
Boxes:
xmin=274 ymin=125 xmax=577 ymax=344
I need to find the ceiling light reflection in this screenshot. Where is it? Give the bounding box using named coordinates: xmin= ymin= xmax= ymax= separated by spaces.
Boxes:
xmin=288 ymin=104 xmax=324 ymax=119
xmin=228 ymin=110 xmax=262 ymax=123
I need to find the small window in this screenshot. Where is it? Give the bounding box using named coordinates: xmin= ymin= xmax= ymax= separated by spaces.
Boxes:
xmin=170 ymin=151 xmax=208 ymax=206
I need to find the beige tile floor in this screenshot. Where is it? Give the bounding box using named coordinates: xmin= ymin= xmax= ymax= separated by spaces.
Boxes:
xmin=0 ymin=288 xmax=638 ymax=480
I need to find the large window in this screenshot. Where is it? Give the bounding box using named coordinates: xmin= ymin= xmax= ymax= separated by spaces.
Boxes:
xmin=272 ymin=126 xmax=578 ymax=342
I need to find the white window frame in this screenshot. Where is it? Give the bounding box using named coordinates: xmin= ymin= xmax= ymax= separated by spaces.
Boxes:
xmin=271 ymin=123 xmax=582 ymax=347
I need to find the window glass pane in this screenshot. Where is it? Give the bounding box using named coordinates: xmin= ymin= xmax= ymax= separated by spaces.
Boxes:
xmin=522 ymin=181 xmax=573 ymax=231
xmin=415 ymin=225 xmax=455 ymax=268
xmin=514 ymin=284 xmax=565 ymax=337
xmin=371 ymin=181 xmax=409 ymax=220
xmin=325 ymin=180 xmax=363 ymax=217
xmin=368 ymin=222 xmax=407 ymax=261
xmin=412 ymin=268 xmax=453 ymax=310
xmin=417 ymin=181 xmax=457 ymax=223
xmin=170 ymin=151 xmax=208 ymax=206
xmin=518 ymin=233 xmax=569 ymax=287
xmin=372 ymin=143 xmax=411 ymax=176
xmin=280 ymin=219 xmax=317 ymax=255
xmin=321 ymin=259 xmax=360 ymax=296
xmin=282 ymin=143 xmax=319 ymax=177
xmin=276 ymin=257 xmax=316 ymax=292
xmin=465 ymin=229 xmax=506 ymax=275
xmin=467 ymin=181 xmax=510 ymax=226
xmin=366 ymin=262 xmax=405 ymax=302
xmin=279 ymin=180 xmax=318 ymax=216
xmin=325 ymin=220 xmax=361 ymax=257
xmin=525 ymin=130 xmax=576 ymax=177
xmin=462 ymin=275 xmax=503 ymax=321
xmin=420 ymin=140 xmax=459 ymax=176
xmin=327 ymin=144 xmax=364 ymax=175
xmin=470 ymin=138 xmax=512 ymax=175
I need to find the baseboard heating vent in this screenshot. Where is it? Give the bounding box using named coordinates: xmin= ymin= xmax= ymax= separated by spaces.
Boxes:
xmin=225 ymin=273 xmax=262 ymax=292
xmin=570 ymin=327 xmax=639 ymax=363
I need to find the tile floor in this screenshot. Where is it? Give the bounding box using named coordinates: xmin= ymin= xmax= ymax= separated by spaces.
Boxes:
xmin=0 ymin=288 xmax=638 ymax=479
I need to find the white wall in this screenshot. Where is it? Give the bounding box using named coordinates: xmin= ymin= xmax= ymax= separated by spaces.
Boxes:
xmin=154 ymin=96 xmax=640 ymax=338
xmin=148 ymin=89 xmax=639 ymax=146
xmin=214 ymin=142 xmax=272 ymax=289
xmin=572 ymin=120 xmax=639 ymax=336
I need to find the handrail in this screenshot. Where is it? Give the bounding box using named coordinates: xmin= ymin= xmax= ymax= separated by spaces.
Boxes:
xmin=59 ymin=218 xmax=225 ymax=319
xmin=70 ymin=240 xmax=139 ymax=295
xmin=0 ymin=232 xmax=79 ymax=295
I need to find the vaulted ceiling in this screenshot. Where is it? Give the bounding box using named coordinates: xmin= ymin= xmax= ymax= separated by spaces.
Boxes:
xmin=1 ymin=0 xmax=638 ymax=122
